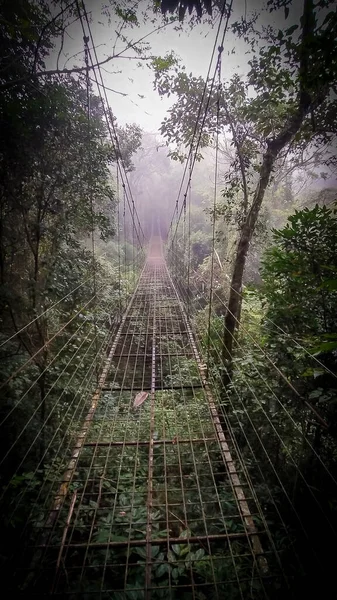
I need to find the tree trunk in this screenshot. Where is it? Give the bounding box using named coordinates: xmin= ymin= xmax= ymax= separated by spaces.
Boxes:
xmin=222 ymin=111 xmax=316 ymax=382
xmin=222 ymin=144 xmax=277 ymax=381
xmin=222 ymin=0 xmax=322 ymax=384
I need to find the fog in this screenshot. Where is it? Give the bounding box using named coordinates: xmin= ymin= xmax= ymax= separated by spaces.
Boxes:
xmin=47 ymin=0 xmax=337 ymax=281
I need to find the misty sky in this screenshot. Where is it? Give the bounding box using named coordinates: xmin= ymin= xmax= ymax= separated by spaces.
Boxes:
xmin=48 ymin=0 xmax=294 ymax=132
xmin=45 ymin=1 xmax=337 ymax=191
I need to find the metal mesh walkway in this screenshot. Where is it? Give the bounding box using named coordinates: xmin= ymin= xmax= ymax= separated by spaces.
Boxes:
xmin=27 ymin=238 xmax=277 ymax=599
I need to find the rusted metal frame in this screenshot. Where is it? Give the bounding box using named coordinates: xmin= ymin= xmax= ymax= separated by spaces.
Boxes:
xmin=54 ymin=490 xmax=77 ymax=575
xmin=83 ymin=437 xmax=217 ymax=447
xmin=172 ymin=260 xmax=291 ymax=591
xmin=167 ymin=264 xmax=268 ymax=574
xmin=156 ymin=303 xmax=172 ymax=592
xmin=37 ymin=530 xmax=265 ymax=551
xmin=123 ymin=313 xmax=183 ymax=318
xmin=110 ymin=352 xmax=194 ymax=358
xmin=42 ymin=267 xmax=147 ymax=540
xmin=169 ymin=255 xmax=299 ymax=549
xmin=53 ymin=293 xmax=152 ymax=593
xmin=157 ymin=261 xmax=184 ymax=592
xmin=48 ymin=491 xmax=76 ymax=594
xmin=174 ymin=252 xmax=329 ymax=578
xmin=166 ymin=298 xmax=222 ymax=598
xmin=122 ymin=263 xmax=155 ymax=591
xmin=145 ymin=258 xmax=158 ymax=596
xmin=90 ymin=268 xmax=151 ymax=592
xmin=21 ymin=321 xmax=115 ymax=531
xmin=69 ymin=480 xmax=254 ymax=499
xmin=172 ymin=305 xmax=249 ymax=596
xmin=102 ymin=308 xmax=144 ymax=393
xmin=101 ymin=384 xmax=204 ymax=392
xmin=27 ymin=281 xmax=146 ymax=593
xmin=60 ymin=280 xmax=148 ymax=572
xmin=200 ymin=341 xmax=298 ymax=584
xmin=117 ymin=330 xmax=189 ymax=336
xmin=165 ymin=278 xmax=210 ymax=598
xmin=76 ymin=496 xmax=259 ymax=521
xmin=175 ymin=400 xmax=243 ymax=598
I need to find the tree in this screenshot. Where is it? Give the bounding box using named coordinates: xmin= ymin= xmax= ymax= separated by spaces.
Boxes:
xmin=0 ymin=0 xmax=142 ymax=475
xmin=262 ymin=203 xmax=337 ymax=342
xmin=258 ymin=202 xmax=337 ymax=456
xmin=153 ymin=0 xmax=337 ymax=380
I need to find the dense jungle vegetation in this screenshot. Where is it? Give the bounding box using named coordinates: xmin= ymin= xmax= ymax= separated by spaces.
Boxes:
xmin=0 ymin=0 xmax=337 ymax=597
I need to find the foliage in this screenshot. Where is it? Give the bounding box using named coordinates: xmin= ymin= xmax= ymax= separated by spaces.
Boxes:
xmin=0 ymin=1 xmax=143 ymax=590
xmin=191 ymin=201 xmax=337 ymax=596
xmin=154 ymin=0 xmax=337 ymax=369
xmin=159 ymin=0 xmax=212 ymax=20
xmin=261 ymin=203 xmax=337 ymax=338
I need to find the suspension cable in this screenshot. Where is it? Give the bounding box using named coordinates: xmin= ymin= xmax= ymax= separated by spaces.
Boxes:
xmin=223 ymin=281 xmax=337 ymax=382
xmin=170 ymin=245 xmax=330 ymax=430
xmin=77 ymin=1 xmax=145 ymax=250
xmin=169 ymin=0 xmax=234 ymax=250
xmin=84 ymin=32 xmax=99 ymax=382
xmin=0 ymin=274 xmax=95 ymax=349
xmin=206 ymin=45 xmax=222 ymax=369
xmin=170 ymin=250 xmax=336 ymax=482
xmin=0 ymin=289 xmax=104 ymax=393
xmin=166 ymin=0 xmax=231 ymax=242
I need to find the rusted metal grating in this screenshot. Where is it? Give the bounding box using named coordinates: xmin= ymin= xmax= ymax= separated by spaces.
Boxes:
xmin=18 ymin=238 xmax=282 ymax=598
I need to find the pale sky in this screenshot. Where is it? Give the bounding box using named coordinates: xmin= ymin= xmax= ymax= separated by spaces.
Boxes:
xmin=46 ymin=1 xmax=336 ymax=189
xmin=48 ymin=0 xmax=278 ymax=131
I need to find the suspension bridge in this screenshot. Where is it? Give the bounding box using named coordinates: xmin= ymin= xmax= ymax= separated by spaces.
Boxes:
xmin=4 ymin=233 xmax=281 ymax=598
xmin=1 ymin=218 xmax=336 ymax=598
xmin=1 ymin=1 xmax=337 ymax=598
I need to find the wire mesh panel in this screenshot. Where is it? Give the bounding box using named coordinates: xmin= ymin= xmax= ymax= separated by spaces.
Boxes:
xmin=17 ymin=238 xmax=284 ymax=598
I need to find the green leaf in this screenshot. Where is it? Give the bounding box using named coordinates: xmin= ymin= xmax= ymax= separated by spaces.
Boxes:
xmin=156 ymin=562 xmax=170 ymax=577
xmin=308 ymin=389 xmax=323 ymax=400
xmin=309 ymin=341 xmax=337 ymax=355
xmin=172 ymin=544 xmax=181 ymax=556
xmin=167 ymin=550 xmax=176 ymax=563
xmin=179 ymin=528 xmax=191 ymax=538
xmin=194 ymin=548 xmax=205 ymax=560
xmin=134 ymin=546 xmax=147 ymax=559
xmin=151 ymin=545 xmax=160 ymax=558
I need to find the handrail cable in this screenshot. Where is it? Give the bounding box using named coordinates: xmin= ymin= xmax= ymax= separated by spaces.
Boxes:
xmin=0 ymin=274 xmax=96 ymax=349
xmin=84 ymin=32 xmax=99 ymax=382
xmin=77 ymin=1 xmax=145 ymax=249
xmin=0 ymin=286 xmax=107 ymax=393
xmin=170 ymin=250 xmax=337 ymax=486
xmin=206 ymin=44 xmax=222 ymax=368
xmin=167 ymin=258 xmax=324 ymax=572
xmin=74 ymin=11 xmax=144 ymax=254
xmin=169 ymin=0 xmax=234 ymax=249
xmin=224 ymin=280 xmax=337 ymax=382
xmin=5 ymin=317 xmax=114 ymax=516
xmin=166 ymin=0 xmax=230 ymax=240
xmin=0 ymin=282 xmax=110 ymax=428
xmin=171 ymin=245 xmax=330 ymax=429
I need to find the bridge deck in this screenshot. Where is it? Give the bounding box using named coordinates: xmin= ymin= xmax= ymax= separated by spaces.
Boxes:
xmin=24 ymin=242 xmax=278 ymax=598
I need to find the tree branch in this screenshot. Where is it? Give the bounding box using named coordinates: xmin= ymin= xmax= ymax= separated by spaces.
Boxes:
xmin=32 ymin=0 xmax=77 ymax=74
xmin=222 ymin=98 xmax=249 ymax=215
xmin=1 ymin=19 xmax=176 ymax=91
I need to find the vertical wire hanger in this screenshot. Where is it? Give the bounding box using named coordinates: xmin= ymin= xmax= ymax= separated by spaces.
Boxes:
xmin=206 ymin=44 xmax=223 ymax=373
xmin=84 ymin=32 xmax=99 ymax=382
xmin=116 ymin=167 xmax=122 ymax=316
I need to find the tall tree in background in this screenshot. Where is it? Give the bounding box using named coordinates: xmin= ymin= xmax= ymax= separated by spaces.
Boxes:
xmin=153 ymin=0 xmax=337 ymax=380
